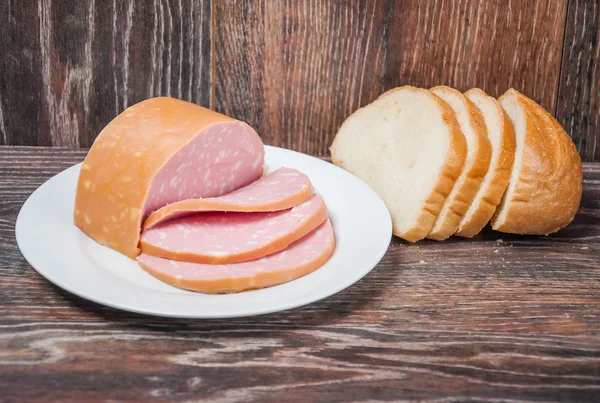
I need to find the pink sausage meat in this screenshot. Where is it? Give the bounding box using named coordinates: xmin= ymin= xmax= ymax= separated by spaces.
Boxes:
xmin=142 ymin=122 xmax=265 ymax=219
xmin=143 ymin=167 xmax=314 ymax=229
xmin=140 ymin=195 xmax=328 ymax=264
xmin=138 ymin=220 xmax=336 ymax=293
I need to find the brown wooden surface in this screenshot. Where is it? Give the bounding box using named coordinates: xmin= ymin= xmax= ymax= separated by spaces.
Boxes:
xmin=0 ymin=0 xmax=211 ymax=147
xmin=215 ymin=0 xmax=568 ymax=156
xmin=2 ymin=1 xmax=600 ymax=161
xmin=1 ymin=147 xmax=599 ymax=402
xmin=558 ymin=0 xmax=600 ymax=162
xmin=213 ymin=0 xmax=390 ymax=155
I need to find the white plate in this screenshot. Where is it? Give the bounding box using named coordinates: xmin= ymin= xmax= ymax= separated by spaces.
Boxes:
xmin=16 ymin=146 xmax=392 ymax=318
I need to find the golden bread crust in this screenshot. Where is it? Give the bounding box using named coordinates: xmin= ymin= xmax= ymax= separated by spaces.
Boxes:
xmin=492 ymin=89 xmax=582 ymax=234
xmin=456 ymin=88 xmax=516 ymax=237
xmin=426 ymin=86 xmax=492 ymax=240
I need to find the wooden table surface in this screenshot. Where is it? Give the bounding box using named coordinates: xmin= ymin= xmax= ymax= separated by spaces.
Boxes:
xmin=1 ymin=146 xmax=599 ymax=402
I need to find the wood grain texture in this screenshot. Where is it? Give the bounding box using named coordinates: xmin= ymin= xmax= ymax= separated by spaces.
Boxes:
xmin=1 ymin=147 xmax=599 ymax=402
xmin=0 ymin=0 xmax=211 ymax=148
xmin=213 ymin=0 xmax=388 ymax=155
xmin=384 ymin=0 xmax=567 ymax=109
xmin=3 ymin=0 xmax=600 ymax=161
xmin=214 ymin=0 xmax=569 ymax=156
xmin=557 ymin=0 xmax=600 ymax=162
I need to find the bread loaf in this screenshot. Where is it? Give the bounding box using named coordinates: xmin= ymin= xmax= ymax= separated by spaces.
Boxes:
xmin=330 ymin=86 xmax=582 ymax=241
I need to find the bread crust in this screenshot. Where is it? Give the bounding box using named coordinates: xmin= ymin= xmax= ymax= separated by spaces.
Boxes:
xmin=455 ymin=88 xmax=516 ymax=237
xmin=492 ymin=89 xmax=582 ymax=234
xmin=426 ymin=86 xmax=492 ymax=240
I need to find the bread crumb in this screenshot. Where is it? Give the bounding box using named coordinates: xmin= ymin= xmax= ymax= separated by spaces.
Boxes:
xmin=496 ymin=239 xmax=504 ymax=243
xmin=494 ymin=250 xmax=499 ymax=253
xmin=420 ymin=260 xmax=426 ymax=264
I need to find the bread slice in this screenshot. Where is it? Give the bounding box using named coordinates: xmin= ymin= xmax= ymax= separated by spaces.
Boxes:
xmin=455 ymin=88 xmax=516 ymax=237
xmin=426 ymin=86 xmax=492 ymax=240
xmin=330 ymin=86 xmax=467 ymax=242
xmin=493 ymin=89 xmax=582 ymax=234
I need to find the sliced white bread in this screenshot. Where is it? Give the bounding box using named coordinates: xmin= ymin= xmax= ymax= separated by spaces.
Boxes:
xmin=427 ymin=86 xmax=492 ymax=240
xmin=330 ymin=86 xmax=467 ymax=242
xmin=455 ymin=88 xmax=516 ymax=237
xmin=493 ymin=89 xmax=582 ymax=234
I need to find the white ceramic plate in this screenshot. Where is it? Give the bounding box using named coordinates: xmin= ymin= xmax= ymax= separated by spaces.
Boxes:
xmin=16 ymin=146 xmax=392 ymax=318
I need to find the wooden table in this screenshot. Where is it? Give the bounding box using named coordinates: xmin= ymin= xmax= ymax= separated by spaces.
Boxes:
xmin=1 ymin=147 xmax=599 ymax=402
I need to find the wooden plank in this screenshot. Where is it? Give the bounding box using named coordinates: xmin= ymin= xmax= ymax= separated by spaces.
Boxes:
xmin=213 ymin=0 xmax=569 ymax=156
xmin=1 ymin=147 xmax=599 ymax=402
xmin=1 ymin=323 xmax=599 ymax=402
xmin=213 ymin=0 xmax=389 ymax=156
xmin=384 ymin=0 xmax=568 ymax=109
xmin=0 ymin=0 xmax=211 ymax=148
xmin=557 ymin=0 xmax=600 ymax=162
xmin=0 ymin=1 xmax=51 ymax=146
xmin=0 ymin=0 xmax=585 ymax=158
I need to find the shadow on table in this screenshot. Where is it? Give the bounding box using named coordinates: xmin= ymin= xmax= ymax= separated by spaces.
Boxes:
xmin=51 ymin=261 xmax=390 ymax=331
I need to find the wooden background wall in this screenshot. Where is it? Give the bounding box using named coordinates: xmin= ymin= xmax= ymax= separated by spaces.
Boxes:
xmin=0 ymin=0 xmax=598 ymax=161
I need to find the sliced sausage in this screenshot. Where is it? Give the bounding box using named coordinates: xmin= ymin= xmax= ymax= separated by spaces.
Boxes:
xmin=138 ymin=220 xmax=335 ymax=293
xmin=143 ymin=167 xmax=314 ymax=230
xmin=140 ymin=195 xmax=328 ymax=264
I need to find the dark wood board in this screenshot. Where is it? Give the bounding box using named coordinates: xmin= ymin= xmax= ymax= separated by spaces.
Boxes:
xmin=0 ymin=0 xmax=211 ymax=148
xmin=1 ymin=147 xmax=599 ymax=402
xmin=213 ymin=0 xmax=569 ymax=156
xmin=557 ymin=0 xmax=600 ymax=162
xmin=213 ymin=0 xmax=389 ymax=156
xmin=382 ymin=0 xmax=568 ymax=109
xmin=4 ymin=0 xmax=600 ymax=162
